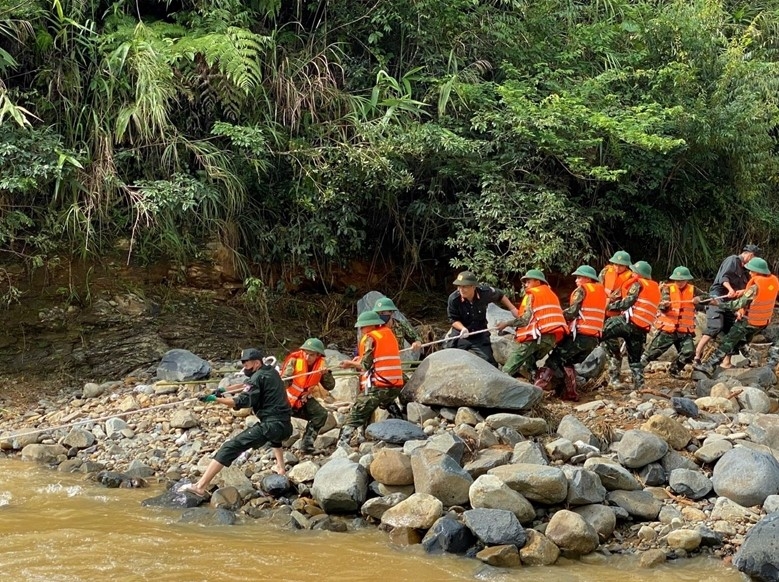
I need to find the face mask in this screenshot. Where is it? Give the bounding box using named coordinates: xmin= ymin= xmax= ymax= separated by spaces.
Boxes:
xmin=242 ymin=366 xmax=254 ymax=376
xmin=379 ymin=314 xmax=392 ymax=323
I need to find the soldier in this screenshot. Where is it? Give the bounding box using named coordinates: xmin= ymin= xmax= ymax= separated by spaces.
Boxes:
xmin=496 ymin=269 xmax=568 ymax=389
xmin=600 ymin=251 xmax=634 ymax=316
xmin=180 ymin=348 xmax=292 ymax=497
xmin=694 ymin=244 xmax=760 ymax=368
xmin=601 ymin=261 xmax=661 ymax=389
xmin=638 ymin=267 xmax=707 ymax=378
xmin=373 ymin=297 xmax=422 ymax=352
xmin=541 ymin=265 xmax=607 ymax=401
xmin=338 ymin=311 xmax=404 ymax=446
xmin=695 ymin=258 xmax=779 ymax=376
xmin=281 ymin=338 xmax=335 ymax=453
xmin=446 ymin=271 xmax=519 ymax=365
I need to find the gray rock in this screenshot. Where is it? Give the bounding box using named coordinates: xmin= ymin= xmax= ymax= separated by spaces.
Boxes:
xmin=638 ymin=463 xmax=666 ymax=487
xmin=583 ymin=458 xmax=642 ymax=491
xmin=694 ymin=440 xmax=733 ymax=464
xmin=454 ymin=407 xmax=484 ymax=426
xmin=764 ymin=495 xmax=779 ymax=514
xmin=312 ymin=458 xmax=368 ymax=513
xmin=607 ymin=490 xmax=663 ymax=520
xmin=575 ymin=346 xmax=607 ymax=380
xmin=617 ymin=430 xmax=669 ymax=468
xmin=469 ymin=474 xmax=536 ymax=523
xmin=170 ymin=410 xmax=198 ymax=429
xmin=105 ymin=418 xmax=129 ymax=438
xmin=62 ymin=429 xmax=95 ymax=450
xmin=463 ymin=449 xmax=512 ymax=478
xmin=366 ymin=419 xmax=427 ymax=444
xmin=406 ymin=402 xmax=437 ymax=424
xmin=126 ymin=460 xmax=155 ymax=479
xmin=424 ymin=433 xmax=466 ymax=465
xmin=545 ymin=438 xmax=577 ymax=462
xmin=563 ymin=467 xmax=607 ymax=506
xmin=361 ymin=493 xmax=408 ymax=521
xmin=557 ymin=415 xmax=599 ymax=448
xmin=422 ymin=516 xmax=477 ymax=555
xmin=261 ymin=474 xmax=291 ymax=497
xmin=737 ymin=387 xmax=772 ymax=414
xmin=488 ymin=463 xmax=568 ymax=504
xmin=712 ymin=447 xmax=779 ymax=507
xmin=693 ymin=525 xmax=724 ymax=548
xmin=510 ymin=441 xmax=549 ymax=465
xmin=711 ymin=496 xmax=760 ymax=521
xmin=485 ymin=413 xmax=548 ymax=436
xmin=545 ymin=509 xmax=599 ymax=556
xmin=287 ymin=460 xmax=319 ymax=484
xmin=20 ymin=443 xmax=66 ymax=464
xmin=142 ymin=484 xmax=205 ymax=508
xmin=411 ymin=448 xmax=473 ymax=506
xmin=210 ymin=487 xmax=242 ymax=511
xmin=669 ymin=468 xmax=713 ymax=500
xmin=573 ymin=504 xmax=616 ymax=542
xmin=215 ymin=466 xmax=254 ymax=499
xmin=156 ymin=349 xmax=211 ymax=382
xmin=401 ymin=349 xmax=543 ymax=410
xmin=463 ymin=508 xmax=527 ymax=548
xmin=494 ymin=426 xmax=524 ymax=447
xmin=671 ymin=397 xmax=699 ymax=418
xmin=179 ymin=507 xmax=236 ymax=526
xmin=719 ymin=366 xmax=776 ymax=389
xmin=748 ymin=415 xmax=779 ymax=451
xmin=660 ymin=449 xmax=699 ymax=473
xmin=733 ymin=513 xmax=779 ymax=582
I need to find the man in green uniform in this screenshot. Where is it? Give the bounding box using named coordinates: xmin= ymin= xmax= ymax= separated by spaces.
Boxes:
xmin=637 ymin=267 xmax=706 ymax=378
xmin=181 ymin=348 xmax=292 ymax=497
xmin=338 ymin=311 xmax=404 ymax=447
xmin=695 ymin=258 xmax=779 ymax=376
xmin=373 ymin=297 xmax=422 ymax=352
xmin=282 ymin=338 xmax=335 ymax=453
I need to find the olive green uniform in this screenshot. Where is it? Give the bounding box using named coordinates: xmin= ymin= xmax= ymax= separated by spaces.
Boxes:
xmin=502 ymin=294 xmax=558 ymax=379
xmin=601 ymin=281 xmax=648 ymax=382
xmin=545 ymin=286 xmax=600 ymax=374
xmin=391 ymin=318 xmax=421 ymax=346
xmin=344 ymin=335 xmax=403 ymax=428
xmin=282 ymin=357 xmax=335 ymax=445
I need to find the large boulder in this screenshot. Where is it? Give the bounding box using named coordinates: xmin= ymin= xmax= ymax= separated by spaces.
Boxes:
xmin=488 ymin=463 xmax=568 ymax=504
xmin=573 ymin=504 xmax=617 ymax=542
xmin=563 ymin=467 xmax=607 ymax=506
xmin=469 ymin=474 xmax=536 ymax=523
xmin=734 ymin=513 xmax=779 ymax=582
xmin=607 ymin=490 xmax=663 ymax=520
xmin=366 ymin=420 xmax=427 ymax=444
xmin=421 ymin=516 xmax=476 ymax=555
xmin=545 ymin=509 xmax=599 ymax=556
xmin=669 ymin=468 xmax=713 ymax=500
xmin=411 ymin=448 xmax=473 ymax=506
xmin=369 ymin=449 xmax=414 ymax=486
xmin=712 ymin=447 xmax=779 ymax=507
xmin=156 ymin=349 xmax=211 ymax=382
xmin=401 ymin=349 xmax=542 ymax=410
xmin=462 ymin=508 xmax=527 ymax=548
xmin=616 ymin=430 xmax=669 ymax=468
xmin=380 ymin=493 xmax=443 ymax=530
xmin=312 ymin=458 xmax=368 ymax=513
xmin=20 ymin=443 xmax=66 ymax=464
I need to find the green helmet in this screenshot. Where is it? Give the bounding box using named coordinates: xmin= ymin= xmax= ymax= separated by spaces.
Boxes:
xmin=669 ymin=266 xmax=693 ymax=281
xmin=453 ymin=271 xmax=479 ymax=286
xmin=300 ymin=338 xmax=325 ymax=355
xmin=572 ymin=265 xmax=599 ymax=280
xmin=373 ymin=297 xmax=398 ymax=312
xmin=521 ymin=269 xmax=548 ymax=284
xmin=354 ymin=310 xmax=384 ymax=328
xmin=745 ymin=257 xmax=771 ymax=275
xmin=609 ymin=251 xmax=632 ymax=266
xmin=630 ymin=261 xmax=652 ymax=278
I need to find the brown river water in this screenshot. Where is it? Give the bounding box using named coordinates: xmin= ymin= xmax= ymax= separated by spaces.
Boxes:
xmin=0 ymin=459 xmax=745 ymax=582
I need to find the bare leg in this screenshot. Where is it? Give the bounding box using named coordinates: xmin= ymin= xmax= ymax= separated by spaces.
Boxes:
xmin=190 ymin=459 xmax=225 ymax=495
xmin=272 ymin=447 xmax=286 ymax=475
xmin=721 ymin=355 xmax=733 ymax=369
xmin=695 ymin=335 xmax=711 ymax=361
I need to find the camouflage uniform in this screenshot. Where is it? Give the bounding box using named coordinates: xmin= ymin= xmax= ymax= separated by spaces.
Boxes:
xmin=282 ymin=357 xmax=335 ymax=448
xmin=390 ymin=318 xmax=421 ymax=346
xmin=707 ymin=286 xmax=762 ymax=356
xmin=502 ymin=294 xmax=558 ymax=379
xmin=344 ymin=335 xmax=403 ymax=428
xmin=601 ymin=281 xmax=648 ymax=383
xmin=545 ymin=287 xmax=600 ymax=374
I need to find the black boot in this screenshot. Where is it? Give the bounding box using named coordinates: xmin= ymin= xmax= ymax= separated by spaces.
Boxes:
xmin=299 ymin=426 xmax=317 ymax=453
xmin=694 ymin=349 xmax=726 ymax=377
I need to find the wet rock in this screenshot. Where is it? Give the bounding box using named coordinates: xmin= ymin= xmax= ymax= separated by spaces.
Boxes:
xmin=667 ymin=529 xmax=702 ymax=551
xmin=361 ymin=493 xmax=408 ymax=521
xmin=170 ymin=410 xmax=198 ymax=429
xmin=616 ymin=430 xmax=668 ymax=468
xmin=556 ymin=415 xmax=599 ymax=448
xmin=463 ymin=449 xmax=512 ymax=478
xmin=366 ymin=420 xmax=426 ymax=444
xmin=210 ymin=486 xmax=242 ymax=511
xmin=669 ymin=468 xmax=712 ymax=500
xmin=583 ymin=458 xmax=641 ymax=491
xmin=369 ymin=448 xmax=413 ymax=486
xmin=179 ymin=507 xmax=236 ymax=526
xmin=639 ymin=548 xmax=667 ymax=568
xmin=380 ymin=493 xmax=443 ymax=530
xmin=261 ymin=474 xmax=291 ymax=497
xmin=421 ymin=516 xmax=476 ymax=555
xmin=712 ymin=447 xmax=779 ymax=507
xmin=641 ymin=415 xmax=691 ymax=450
xmin=607 ymin=490 xmax=663 ymax=520
xmin=733 ymin=513 xmax=779 ymax=582
xmin=312 ymin=458 xmax=368 ymax=513
xmin=693 ymin=525 xmax=723 ymax=547
xmin=694 ymin=440 xmax=732 ymax=464
xmin=670 ymin=397 xmax=699 ymax=418
xmin=424 ymin=433 xmax=466 ymax=465
xmin=21 ymin=443 xmax=66 ymax=464
xmin=476 ymin=544 xmax=521 ymax=567
xmin=573 ymin=504 xmax=616 ymax=542
xmin=485 ymin=413 xmax=547 ymax=437
xmin=563 ymin=467 xmax=607 ymax=506
xmin=519 ymin=529 xmax=560 ymax=566
xmin=126 ymin=460 xmax=155 ymax=479
xmin=545 ymin=509 xmax=599 ymax=556
xmin=488 ymin=463 xmax=568 ymax=505
xmin=463 ymin=508 xmax=527 ymax=548
xmin=156 ymin=349 xmax=211 ymax=382
xmin=401 ymin=349 xmax=542 ymax=411
xmin=62 ymin=429 xmax=95 ymax=450
xmin=411 ymin=448 xmax=473 ymax=506
xmin=142 ymin=485 xmax=204 ymax=508
xmin=469 ymin=474 xmax=536 ymax=523
xmin=638 ymin=463 xmax=666 ymax=487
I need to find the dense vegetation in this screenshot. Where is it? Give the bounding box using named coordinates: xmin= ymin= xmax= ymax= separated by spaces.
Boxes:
xmin=1 ymin=0 xmax=778 ymax=292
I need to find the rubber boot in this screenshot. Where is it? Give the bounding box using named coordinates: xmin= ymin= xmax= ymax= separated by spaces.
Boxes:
xmin=694 ymin=349 xmax=726 ymax=378
xmin=534 ymin=366 xmax=555 ymax=392
xmin=337 ymin=425 xmax=355 ymax=448
xmin=386 ymin=401 xmax=404 ymax=420
xmin=299 ymin=426 xmax=316 ymax=453
xmin=562 ymin=366 xmax=580 ymax=401
xmin=768 ymin=346 xmax=779 ymax=368
xmin=668 ymin=360 xmax=682 ymax=379
xmin=631 ymin=365 xmax=645 ymax=390
xmin=607 ymin=356 xmax=622 ymax=389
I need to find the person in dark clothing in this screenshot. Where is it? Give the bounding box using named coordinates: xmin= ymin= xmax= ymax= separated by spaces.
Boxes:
xmin=180 ymin=348 xmax=292 ymax=497
xmin=446 ymin=271 xmax=519 ymax=365
xmin=694 ymin=244 xmax=760 ymax=368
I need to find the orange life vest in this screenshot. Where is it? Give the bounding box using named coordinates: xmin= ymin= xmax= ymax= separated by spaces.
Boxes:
xmin=515 ymin=285 xmax=568 ymax=343
xmin=656 ymin=284 xmax=696 ymax=334
xmin=359 ymin=328 xmax=403 ymax=391
xmin=626 ymin=278 xmax=661 ymax=331
xmin=603 ymin=266 xmax=634 ymax=317
xmin=570 ymin=282 xmax=607 ymax=338
xmin=741 ymin=274 xmax=779 ymax=327
xmin=282 ymin=350 xmax=327 ymax=409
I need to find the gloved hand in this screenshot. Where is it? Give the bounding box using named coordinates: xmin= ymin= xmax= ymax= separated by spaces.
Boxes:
xmin=214 ymin=387 xmax=226 ymax=397
xmin=198 ymin=394 xmax=217 ymax=403
xmin=459 ymin=327 xmax=470 ymax=339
